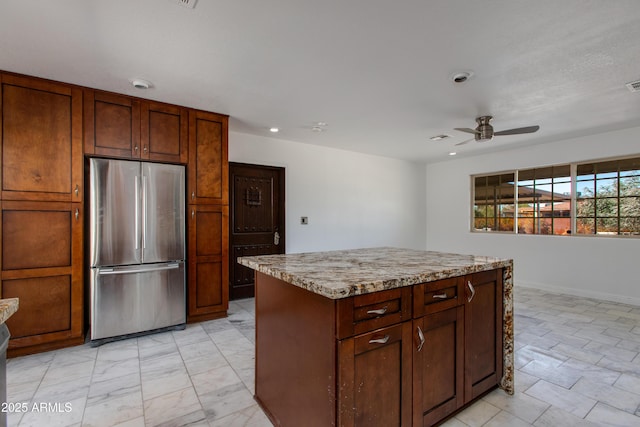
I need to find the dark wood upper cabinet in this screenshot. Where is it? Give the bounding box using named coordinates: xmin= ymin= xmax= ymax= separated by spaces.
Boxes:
xmin=141 ymin=101 xmax=188 ymax=164
xmin=85 ymin=90 xmax=188 ymax=164
xmin=1 ymin=73 xmax=83 ymax=202
xmin=188 ymin=110 xmax=228 ymax=204
xmin=84 ymin=90 xmax=141 ymax=159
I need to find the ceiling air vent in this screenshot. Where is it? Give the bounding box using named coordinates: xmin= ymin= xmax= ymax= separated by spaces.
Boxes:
xmin=171 ymin=0 xmax=197 ymax=9
xmin=626 ymin=80 xmax=640 ymax=93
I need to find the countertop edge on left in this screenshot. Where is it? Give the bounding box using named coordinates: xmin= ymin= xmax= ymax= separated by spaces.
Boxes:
xmin=0 ymin=298 xmax=19 ymax=325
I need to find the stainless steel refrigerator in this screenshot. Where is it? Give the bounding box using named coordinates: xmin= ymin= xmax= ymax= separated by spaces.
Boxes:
xmin=89 ymin=158 xmax=186 ymax=344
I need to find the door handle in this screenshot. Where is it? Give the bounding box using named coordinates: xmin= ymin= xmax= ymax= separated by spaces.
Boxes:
xmin=367 ymin=306 xmax=388 ymax=316
xmin=467 ymin=281 xmax=476 ymax=302
xmin=274 ymin=231 xmax=280 ymax=245
xmin=369 ymin=335 xmax=390 ymax=345
xmin=416 ymin=326 xmax=425 ymax=352
xmin=99 ymin=263 xmax=180 ymax=275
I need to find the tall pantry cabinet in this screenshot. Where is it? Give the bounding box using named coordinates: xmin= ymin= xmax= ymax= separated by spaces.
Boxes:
xmin=0 ymin=73 xmax=84 ymax=356
xmin=186 ymin=110 xmax=229 ymax=323
xmin=0 ymin=70 xmax=229 ymax=356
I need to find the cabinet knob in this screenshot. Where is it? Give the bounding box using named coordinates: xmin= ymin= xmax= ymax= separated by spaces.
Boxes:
xmin=143 ymin=145 xmax=148 ymax=153
xmin=467 ymin=281 xmax=476 ymax=303
xmin=134 ymin=145 xmax=139 ymax=152
xmin=75 ymin=208 xmax=79 ymax=221
xmin=192 ymin=209 xmax=195 ymax=219
xmin=191 ymin=191 xmax=195 ymax=200
xmin=75 ymin=184 xmax=79 ymax=197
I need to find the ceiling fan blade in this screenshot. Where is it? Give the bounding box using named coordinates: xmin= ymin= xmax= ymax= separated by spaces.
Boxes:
xmin=455 ymin=138 xmax=475 ymax=146
xmin=494 ymin=125 xmax=540 ymax=136
xmin=454 ymin=127 xmax=480 ymax=135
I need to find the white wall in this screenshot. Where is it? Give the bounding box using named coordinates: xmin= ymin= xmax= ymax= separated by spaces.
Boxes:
xmin=229 ymin=131 xmax=427 ymax=253
xmin=426 ymin=126 xmax=640 ymax=305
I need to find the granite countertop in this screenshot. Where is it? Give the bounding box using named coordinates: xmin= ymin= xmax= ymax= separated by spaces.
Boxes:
xmin=0 ymin=298 xmax=19 ymax=325
xmin=238 ymin=247 xmax=513 ymax=299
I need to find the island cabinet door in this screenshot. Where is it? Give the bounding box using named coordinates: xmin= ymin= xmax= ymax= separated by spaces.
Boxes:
xmin=337 ymin=322 xmax=413 ymax=427
xmin=464 ymin=269 xmax=503 ymax=402
xmin=412 ymin=306 xmax=464 ymax=427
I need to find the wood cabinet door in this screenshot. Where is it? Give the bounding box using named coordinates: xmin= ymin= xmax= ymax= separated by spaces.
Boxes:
xmin=187 ymin=204 xmax=229 ymax=321
xmin=1 ymin=200 xmax=84 ymax=355
xmin=413 ymin=306 xmax=464 ymax=427
xmin=464 ymin=269 xmax=503 ymax=401
xmin=338 ymin=322 xmax=413 ymax=427
xmin=1 ymin=73 xmax=83 ymax=202
xmin=141 ymin=101 xmax=188 ymax=163
xmin=188 ymin=110 xmax=228 ymax=205
xmin=84 ymin=90 xmax=141 ymax=159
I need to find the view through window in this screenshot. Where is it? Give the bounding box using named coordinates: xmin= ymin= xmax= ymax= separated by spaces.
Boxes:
xmin=472 ymin=156 xmax=640 ymax=237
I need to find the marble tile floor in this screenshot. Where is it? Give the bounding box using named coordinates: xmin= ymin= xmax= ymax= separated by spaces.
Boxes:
xmin=7 ymin=287 xmax=640 ymax=426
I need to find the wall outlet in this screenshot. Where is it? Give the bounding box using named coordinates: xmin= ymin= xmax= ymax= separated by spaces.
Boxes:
xmin=300 ymin=216 xmax=308 ymax=225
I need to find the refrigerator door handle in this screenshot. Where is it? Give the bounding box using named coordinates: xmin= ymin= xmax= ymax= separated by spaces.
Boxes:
xmin=134 ymin=175 xmax=140 ymax=250
xmin=142 ymin=174 xmax=147 ymax=251
xmin=98 ymin=263 xmax=181 ymax=275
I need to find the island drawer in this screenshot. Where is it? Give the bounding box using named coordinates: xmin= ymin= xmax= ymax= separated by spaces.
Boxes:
xmin=336 ymin=287 xmax=412 ymax=339
xmin=413 ymin=277 xmax=463 ymax=317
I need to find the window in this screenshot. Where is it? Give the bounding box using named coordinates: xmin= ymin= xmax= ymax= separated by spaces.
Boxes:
xmin=517 ymin=165 xmax=571 ymax=235
xmin=473 ymin=173 xmax=515 ymax=232
xmin=576 ymin=158 xmax=640 ymax=235
xmin=472 ymin=155 xmax=640 ymax=237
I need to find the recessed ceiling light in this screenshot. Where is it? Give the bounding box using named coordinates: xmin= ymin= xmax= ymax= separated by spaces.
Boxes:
xmin=451 ymin=71 xmax=474 ymax=84
xmin=311 ymin=126 xmax=325 ymax=132
xmin=449 ymin=152 xmax=457 ymax=156
xmin=130 ymin=79 xmax=152 ymax=89
xmin=430 ymin=134 xmax=450 ymax=141
xmin=269 ymin=127 xmax=279 ymax=133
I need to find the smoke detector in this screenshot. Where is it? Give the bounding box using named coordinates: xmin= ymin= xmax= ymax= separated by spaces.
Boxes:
xmin=170 ymin=0 xmax=197 ymax=9
xmin=626 ymin=80 xmax=640 ymax=93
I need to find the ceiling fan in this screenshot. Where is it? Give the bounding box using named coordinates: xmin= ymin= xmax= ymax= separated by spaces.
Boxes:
xmin=454 ymin=116 xmax=539 ymax=146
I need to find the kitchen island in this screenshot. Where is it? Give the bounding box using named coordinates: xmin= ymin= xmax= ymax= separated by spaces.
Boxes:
xmin=239 ymin=247 xmax=513 ymax=427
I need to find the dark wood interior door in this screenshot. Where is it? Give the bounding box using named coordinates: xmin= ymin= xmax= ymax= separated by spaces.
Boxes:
xmin=229 ymin=163 xmax=285 ymax=299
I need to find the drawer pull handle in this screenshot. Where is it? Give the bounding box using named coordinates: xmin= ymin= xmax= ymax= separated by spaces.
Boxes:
xmin=432 ymin=293 xmax=449 ymax=299
xmin=467 ymin=281 xmax=476 ymax=303
xmin=416 ymin=326 xmax=425 ymax=352
xmin=75 ymin=184 xmax=79 ymax=197
xmin=367 ymin=306 xmax=388 ymax=316
xmin=369 ymin=335 xmax=390 ymax=345
xmin=75 ymin=208 xmax=79 ymax=221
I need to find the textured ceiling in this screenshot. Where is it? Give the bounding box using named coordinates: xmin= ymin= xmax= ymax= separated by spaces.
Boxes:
xmin=2 ymin=0 xmax=640 ymax=163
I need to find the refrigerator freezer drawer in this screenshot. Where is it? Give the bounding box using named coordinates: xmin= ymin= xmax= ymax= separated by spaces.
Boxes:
xmin=90 ymin=262 xmax=186 ymax=341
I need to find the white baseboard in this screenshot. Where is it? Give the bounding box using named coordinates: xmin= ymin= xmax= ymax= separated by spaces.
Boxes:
xmin=515 ymin=281 xmax=640 ymax=307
